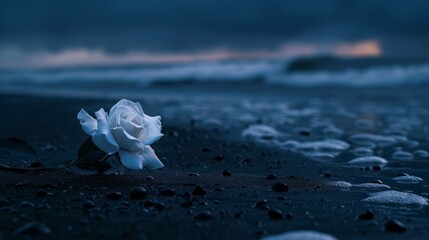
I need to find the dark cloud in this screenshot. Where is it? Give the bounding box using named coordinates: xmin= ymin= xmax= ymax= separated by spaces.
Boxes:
xmin=1 ymin=0 xmax=429 ymax=57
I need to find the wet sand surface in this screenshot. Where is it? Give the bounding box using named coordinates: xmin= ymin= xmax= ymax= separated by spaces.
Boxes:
xmin=0 ymin=85 xmax=429 ymax=239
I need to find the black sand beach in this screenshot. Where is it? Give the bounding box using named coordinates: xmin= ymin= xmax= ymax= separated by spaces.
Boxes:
xmin=1 ymin=84 xmax=429 ymax=240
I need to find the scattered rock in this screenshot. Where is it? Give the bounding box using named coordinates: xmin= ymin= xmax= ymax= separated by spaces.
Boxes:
xmin=129 ymin=187 xmax=147 ymax=200
xmin=35 ymin=189 xmax=53 ymax=198
xmin=159 ymin=189 xmax=176 ymax=197
xmin=385 ymin=220 xmax=406 ymax=233
xmin=272 ymin=182 xmax=288 ymax=192
xmin=180 ymin=201 xmax=193 ymax=208
xmin=194 ymin=211 xmax=213 ymax=220
xmin=266 ymin=173 xmax=278 ymax=180
xmin=223 ymin=170 xmax=231 ymax=177
xmin=254 ymin=199 xmax=268 ymax=209
xmin=268 ymin=209 xmax=284 ymax=219
xmin=201 ymin=147 xmax=210 ymax=152
xmin=19 ymin=201 xmax=34 ymax=208
xmin=358 ymin=210 xmax=374 ymax=220
xmin=106 ymin=191 xmax=122 ymax=200
xmin=14 ymin=221 xmax=51 ymax=235
xmin=192 ymin=185 xmax=207 ymax=196
xmin=0 ymin=198 xmax=10 ymax=207
xmin=82 ymin=200 xmax=95 ymax=210
xmin=214 ymin=155 xmax=224 ymax=161
xmin=322 ymin=172 xmax=332 ymax=178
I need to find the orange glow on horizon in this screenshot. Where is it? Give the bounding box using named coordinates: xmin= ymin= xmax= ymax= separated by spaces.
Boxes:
xmin=334 ymin=40 xmax=382 ymax=57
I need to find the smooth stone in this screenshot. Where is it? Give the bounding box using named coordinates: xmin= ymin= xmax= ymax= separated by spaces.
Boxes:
xmin=272 ymin=182 xmax=288 ymax=192
xmin=385 ymin=220 xmax=406 ymax=233
xmin=159 ymin=189 xmax=176 ymax=197
xmin=194 ymin=211 xmax=213 ymax=220
xmin=106 ymin=191 xmax=122 ymax=200
xmin=266 ymin=173 xmax=278 ymax=180
xmin=222 ymin=170 xmax=232 ymax=177
xmin=192 ymin=185 xmax=207 ymax=196
xmin=268 ymin=209 xmax=284 ymax=219
xmin=358 ymin=210 xmax=374 ymax=220
xmin=129 ymin=187 xmax=147 ymax=200
xmin=14 ymin=221 xmax=51 ymax=235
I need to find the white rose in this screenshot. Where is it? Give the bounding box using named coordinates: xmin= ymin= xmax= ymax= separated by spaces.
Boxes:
xmin=77 ymin=99 xmax=164 ymax=170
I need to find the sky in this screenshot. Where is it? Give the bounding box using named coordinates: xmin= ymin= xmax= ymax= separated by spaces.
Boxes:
xmin=1 ymin=0 xmax=429 ymax=68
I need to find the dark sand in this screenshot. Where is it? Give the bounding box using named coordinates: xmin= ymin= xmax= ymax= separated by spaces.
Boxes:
xmin=0 ymin=85 xmax=429 ymax=240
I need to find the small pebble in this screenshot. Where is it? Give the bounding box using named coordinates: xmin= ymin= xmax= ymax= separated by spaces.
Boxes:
xmin=358 ymin=210 xmax=374 ymax=220
xmin=159 ymin=189 xmax=176 ymax=197
xmin=129 ymin=187 xmax=147 ymax=200
xmin=106 ymin=192 xmax=122 ymax=200
xmin=192 ymin=185 xmax=207 ymax=196
xmin=272 ymin=182 xmax=288 ymax=192
xmin=194 ymin=211 xmax=213 ymax=220
xmin=19 ymin=201 xmax=34 ymax=208
xmin=268 ymin=209 xmax=284 ymax=219
xmin=266 ymin=173 xmax=278 ymax=180
xmin=14 ymin=221 xmax=51 ymax=235
xmin=385 ymin=220 xmax=406 ymax=233
xmin=223 ymin=170 xmax=232 ymax=177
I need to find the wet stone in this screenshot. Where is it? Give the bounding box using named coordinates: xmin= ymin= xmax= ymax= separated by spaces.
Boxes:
xmin=14 ymin=221 xmax=51 ymax=235
xmin=180 ymin=201 xmax=193 ymax=208
xmin=194 ymin=211 xmax=213 ymax=221
xmin=385 ymin=220 xmax=406 ymax=233
xmin=322 ymin=172 xmax=332 ymax=178
xmin=396 ymin=173 xmax=409 ymax=177
xmin=266 ymin=173 xmax=278 ymax=180
xmin=223 ymin=170 xmax=232 ymax=177
xmin=19 ymin=201 xmax=34 ymax=208
xmin=358 ymin=210 xmax=374 ymax=220
xmin=129 ymin=187 xmax=147 ymax=200
xmin=0 ymin=198 xmax=10 ymax=208
xmin=192 ymin=185 xmax=207 ymax=196
xmin=159 ymin=189 xmax=176 ymax=197
xmin=145 ymin=176 xmax=154 ymax=181
xmin=268 ymin=209 xmax=284 ymax=219
xmin=201 ymin=147 xmax=210 ymax=152
xmin=106 ymin=191 xmax=122 ymax=201
xmin=372 ymin=166 xmax=382 ymax=171
xmin=82 ymin=200 xmax=95 ymax=210
xmin=254 ymin=200 xmax=268 ymax=209
xmin=35 ymin=189 xmax=53 ymax=198
xmin=272 ymin=182 xmax=289 ymax=192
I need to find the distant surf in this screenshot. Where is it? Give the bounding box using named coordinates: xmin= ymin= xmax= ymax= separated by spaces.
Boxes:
xmin=1 ymin=56 xmax=429 ymax=88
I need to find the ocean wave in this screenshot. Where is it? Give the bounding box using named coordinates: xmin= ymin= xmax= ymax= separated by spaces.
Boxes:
xmin=1 ymin=59 xmax=429 ymax=87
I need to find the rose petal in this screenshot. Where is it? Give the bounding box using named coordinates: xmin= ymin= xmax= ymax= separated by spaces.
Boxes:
xmin=92 ymin=108 xmax=119 ymax=154
xmin=141 ymin=146 xmax=164 ymax=169
xmin=120 ymin=118 xmax=144 ymax=138
xmin=109 ymin=99 xmax=144 ymax=117
xmin=77 ymin=109 xmax=97 ymax=136
xmin=140 ymin=114 xmax=163 ymax=145
xmin=118 ymin=150 xmax=142 ymax=170
xmin=111 ymin=127 xmax=144 ymax=152
xmin=118 ymin=146 xmax=164 ymax=170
